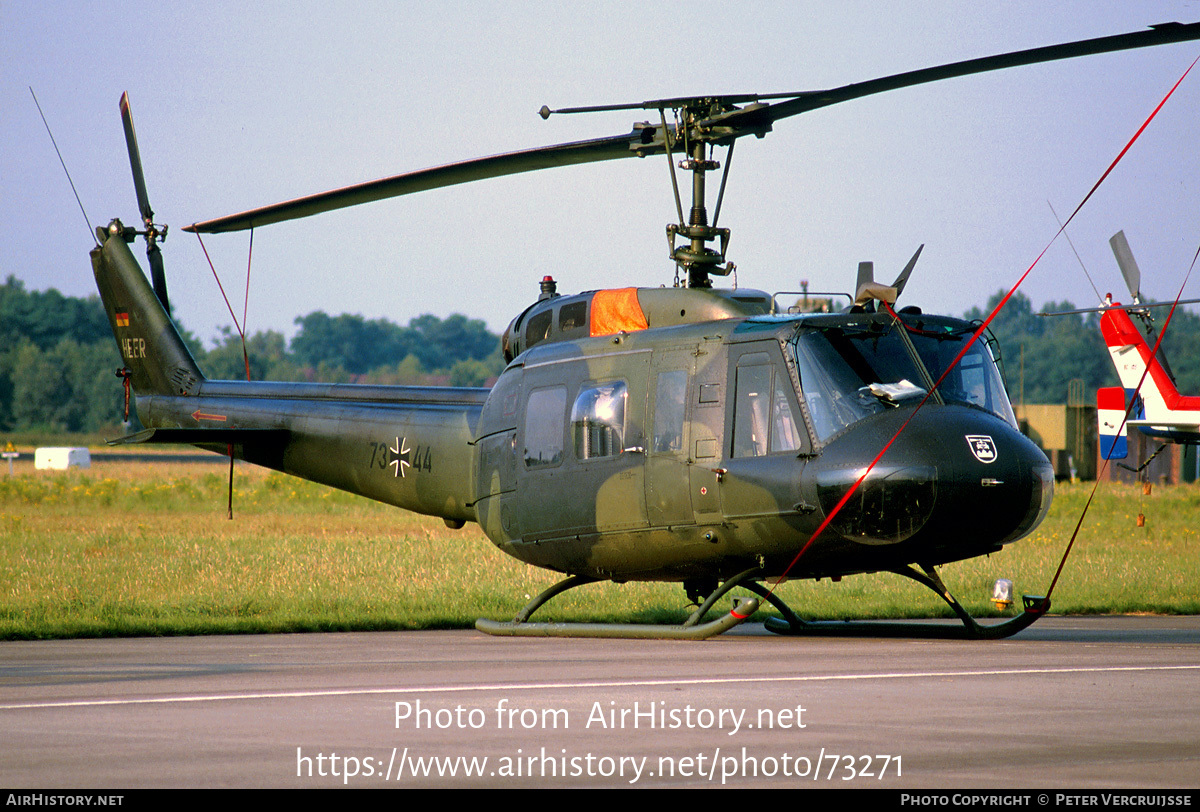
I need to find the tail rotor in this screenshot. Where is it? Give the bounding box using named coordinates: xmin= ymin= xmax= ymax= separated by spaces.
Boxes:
xmin=1110 ymin=230 xmax=1176 ymax=382
xmin=1110 ymin=230 xmax=1142 ymax=306
xmin=119 ymin=92 xmax=170 ymax=314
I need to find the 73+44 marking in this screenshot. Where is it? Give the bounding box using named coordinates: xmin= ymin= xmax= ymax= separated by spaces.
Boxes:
xmin=369 ymin=437 xmax=432 ymax=478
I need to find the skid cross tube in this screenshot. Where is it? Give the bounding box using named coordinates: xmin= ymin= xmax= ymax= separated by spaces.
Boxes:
xmin=476 ymin=569 xmax=761 ymax=640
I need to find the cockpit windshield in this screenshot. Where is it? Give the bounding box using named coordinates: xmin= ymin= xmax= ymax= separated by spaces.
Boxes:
xmin=790 ymin=316 xmax=1017 ymax=443
xmin=907 ymin=322 xmax=1018 ymax=428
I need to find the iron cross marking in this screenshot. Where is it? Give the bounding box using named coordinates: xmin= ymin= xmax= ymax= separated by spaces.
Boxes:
xmin=389 ymin=436 xmax=412 ymax=478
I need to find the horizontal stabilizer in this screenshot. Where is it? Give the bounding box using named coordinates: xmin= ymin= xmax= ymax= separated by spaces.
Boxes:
xmin=107 ymin=427 xmax=291 ymax=446
xmin=1126 ymin=419 xmax=1200 ymax=433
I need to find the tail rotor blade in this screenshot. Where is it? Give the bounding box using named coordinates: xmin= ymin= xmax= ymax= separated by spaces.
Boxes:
xmin=1110 ymin=230 xmax=1175 ymax=379
xmin=119 ymin=92 xmax=154 ymax=227
xmin=1110 ymin=230 xmax=1141 ymax=303
xmin=853 ymin=261 xmax=874 ymax=307
xmin=119 ymin=92 xmax=170 ymax=314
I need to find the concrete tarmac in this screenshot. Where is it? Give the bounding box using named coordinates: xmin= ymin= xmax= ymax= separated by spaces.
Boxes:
xmin=2 ymin=616 xmax=1198 ymax=788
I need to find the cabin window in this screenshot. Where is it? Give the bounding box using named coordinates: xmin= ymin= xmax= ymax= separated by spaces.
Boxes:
xmin=733 ymin=361 xmax=800 ymax=457
xmin=525 ymin=310 xmax=553 ymax=349
xmin=652 ymin=370 xmax=687 ymax=453
xmin=524 ymin=386 xmax=567 ymax=468
xmin=558 ymin=301 xmax=588 ymax=333
xmin=571 ymin=381 xmax=627 ymax=460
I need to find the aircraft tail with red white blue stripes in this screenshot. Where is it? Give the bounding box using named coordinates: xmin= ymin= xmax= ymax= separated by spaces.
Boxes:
xmin=1097 ymin=305 xmax=1200 ymax=459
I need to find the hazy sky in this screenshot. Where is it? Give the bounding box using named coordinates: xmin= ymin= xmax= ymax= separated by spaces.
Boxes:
xmin=4 ymin=1 xmax=1200 ymax=345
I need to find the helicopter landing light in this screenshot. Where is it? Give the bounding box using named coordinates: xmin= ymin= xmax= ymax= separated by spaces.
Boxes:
xmin=992 ymin=578 xmax=1014 ymax=610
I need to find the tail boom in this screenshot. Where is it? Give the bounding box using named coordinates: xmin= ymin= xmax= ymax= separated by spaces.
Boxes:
xmin=92 ymin=221 xmax=484 ymax=524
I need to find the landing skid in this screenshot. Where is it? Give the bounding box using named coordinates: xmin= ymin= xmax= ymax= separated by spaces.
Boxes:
xmin=476 ymin=563 xmax=1049 ymax=641
xmin=475 ymin=568 xmax=761 ymax=640
xmin=763 ymin=564 xmax=1050 ymax=640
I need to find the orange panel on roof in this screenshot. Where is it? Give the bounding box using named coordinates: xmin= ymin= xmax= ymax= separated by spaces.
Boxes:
xmin=589 ymin=288 xmax=649 ymax=336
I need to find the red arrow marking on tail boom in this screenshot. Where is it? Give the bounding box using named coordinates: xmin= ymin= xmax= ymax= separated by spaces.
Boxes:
xmin=192 ymin=410 xmax=227 ymax=422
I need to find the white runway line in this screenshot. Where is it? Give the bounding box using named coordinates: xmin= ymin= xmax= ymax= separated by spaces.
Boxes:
xmin=3 ymin=663 xmax=1198 ymax=711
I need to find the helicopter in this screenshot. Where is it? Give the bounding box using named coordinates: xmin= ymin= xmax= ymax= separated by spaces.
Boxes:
xmin=1039 ymin=229 xmax=1200 ymax=466
xmin=1089 ymin=231 xmax=1200 ymax=462
xmin=91 ymin=21 xmax=1200 ymax=640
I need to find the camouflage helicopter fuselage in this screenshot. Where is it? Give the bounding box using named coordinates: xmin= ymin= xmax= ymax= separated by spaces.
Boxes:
xmin=91 ymin=20 xmax=1200 ymax=637
xmin=94 ymin=227 xmax=1053 ymax=589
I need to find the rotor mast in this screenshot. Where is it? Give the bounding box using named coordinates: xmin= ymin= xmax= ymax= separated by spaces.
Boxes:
xmin=666 ymin=106 xmax=735 ymax=288
xmin=548 ymin=98 xmax=742 ymax=288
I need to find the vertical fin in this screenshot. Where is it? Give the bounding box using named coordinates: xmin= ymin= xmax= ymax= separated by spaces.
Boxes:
xmin=91 ymin=225 xmax=203 ymax=398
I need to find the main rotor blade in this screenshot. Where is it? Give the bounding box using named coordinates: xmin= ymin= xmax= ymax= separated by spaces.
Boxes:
xmin=119 ymin=92 xmax=154 ymax=227
xmin=856 ymin=260 xmax=875 ymax=292
xmin=1039 ymin=299 xmax=1200 ymax=316
xmin=185 ymin=21 xmax=1200 ymax=235
xmin=185 ymin=130 xmax=655 ymax=233
xmin=714 ymin=22 xmax=1200 ymax=131
xmin=892 ymin=244 xmax=924 ymax=300
xmin=1110 ymin=230 xmax=1142 ymax=302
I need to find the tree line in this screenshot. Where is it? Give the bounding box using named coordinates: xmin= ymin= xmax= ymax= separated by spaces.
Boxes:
xmin=4 ymin=274 xmax=1200 ymax=433
xmin=965 ymin=289 xmax=1200 ymax=406
xmin=0 ymin=276 xmax=504 ymax=433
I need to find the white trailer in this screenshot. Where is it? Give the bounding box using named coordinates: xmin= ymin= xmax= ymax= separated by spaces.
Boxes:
xmin=34 ymin=447 xmax=91 ymax=470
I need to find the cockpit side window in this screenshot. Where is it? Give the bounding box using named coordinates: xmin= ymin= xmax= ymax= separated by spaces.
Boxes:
xmin=733 ymin=363 xmax=770 ymax=457
xmin=732 ymin=354 xmax=802 ymax=457
xmin=524 ymin=385 xmax=567 ymax=468
xmin=769 ymin=374 xmax=802 ymax=453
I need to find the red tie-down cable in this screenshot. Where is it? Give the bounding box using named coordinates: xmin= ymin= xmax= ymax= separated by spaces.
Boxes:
xmin=736 ymin=52 xmax=1200 ymax=618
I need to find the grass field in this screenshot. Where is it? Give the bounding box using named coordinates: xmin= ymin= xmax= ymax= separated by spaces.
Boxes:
xmin=1 ymin=453 xmax=1197 ymax=639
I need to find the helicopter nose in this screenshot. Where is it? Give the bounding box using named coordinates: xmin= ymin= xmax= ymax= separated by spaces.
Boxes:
xmin=813 ymin=406 xmax=1053 ymax=555
xmin=924 ymin=408 xmax=1054 ymax=553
